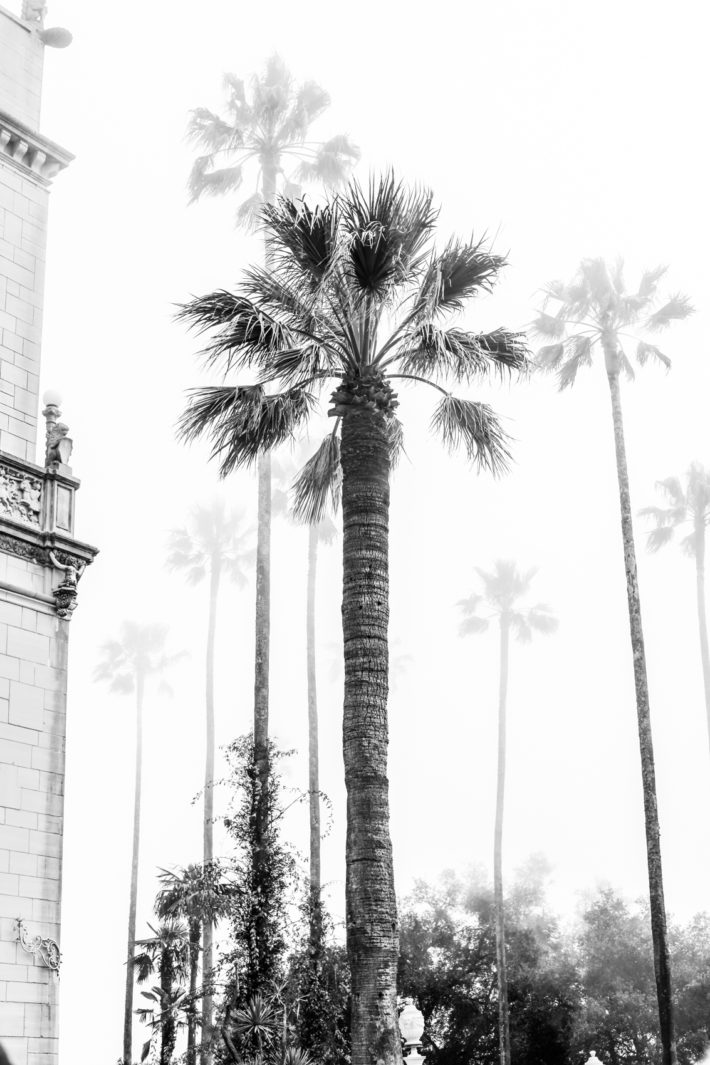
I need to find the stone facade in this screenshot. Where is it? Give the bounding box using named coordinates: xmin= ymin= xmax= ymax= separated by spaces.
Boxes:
xmin=0 ymin=6 xmax=96 ymax=1065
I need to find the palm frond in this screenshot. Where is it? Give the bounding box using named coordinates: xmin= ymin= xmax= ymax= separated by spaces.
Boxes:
xmin=291 ymin=431 xmax=342 ymax=525
xmin=296 ymin=133 xmax=360 ymax=187
xmin=637 ymin=341 xmax=671 ymax=370
xmin=536 ymin=343 xmax=566 ymax=371
xmin=186 ymin=108 xmax=239 ymax=153
xmin=526 ymin=605 xmax=559 ymax=635
xmin=558 ymin=335 xmax=593 ymax=390
xmin=262 ymin=198 xmax=340 ymax=290
xmin=236 ymin=191 xmax=264 ymax=232
xmin=637 ymin=265 xmax=668 ymax=299
xmin=176 ymin=291 xmax=291 ymax=372
xmin=645 ymin=525 xmax=675 ymax=552
xmin=387 ymin=415 xmax=406 ymax=468
xmin=431 ymin=395 xmax=511 ymax=476
xmin=459 ymin=615 xmax=489 ymax=636
xmin=619 ymin=349 xmax=636 ymax=382
xmin=178 ymin=385 xmax=315 ymax=475
xmin=530 ymin=312 xmax=566 ymax=340
xmin=342 ymin=172 xmax=437 ymax=298
xmin=415 ymin=237 xmax=506 ymax=318
xmin=645 ymin=294 xmax=694 ymax=332
xmin=399 ymin=325 xmax=529 ymax=383
xmin=680 ymin=532 xmax=697 ymax=557
xmin=188 ymin=159 xmax=243 ymax=204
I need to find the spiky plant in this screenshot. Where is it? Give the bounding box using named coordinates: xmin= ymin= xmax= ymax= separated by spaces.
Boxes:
xmin=459 ymin=561 xmax=557 ymax=1065
xmin=177 ymin=174 xmax=530 ymax=1065
xmin=166 ymin=500 xmax=253 ymax=1057
xmin=188 ymin=69 xmax=358 ymax=1029
xmin=95 ymin=623 xmax=182 ymax=1065
xmin=534 ymin=257 xmax=694 ymax=1065
xmin=640 ymin=463 xmax=710 ymax=757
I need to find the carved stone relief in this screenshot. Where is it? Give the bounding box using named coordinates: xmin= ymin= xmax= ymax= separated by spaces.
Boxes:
xmin=0 ymin=464 xmax=42 ymax=526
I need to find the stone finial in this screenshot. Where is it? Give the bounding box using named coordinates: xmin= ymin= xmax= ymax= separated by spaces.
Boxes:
xmin=400 ymin=998 xmax=426 ymax=1063
xmin=42 ymin=391 xmax=73 ymax=469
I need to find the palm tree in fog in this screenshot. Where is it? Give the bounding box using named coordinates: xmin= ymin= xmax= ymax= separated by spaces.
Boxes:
xmin=133 ymin=917 xmax=190 ymax=1065
xmin=177 ymin=174 xmax=530 ymax=1065
xmin=640 ymin=462 xmax=710 ymax=756
xmin=459 ymin=561 xmax=557 ymax=1065
xmin=534 ymin=257 xmax=693 ymax=1065
xmin=95 ymin=622 xmax=181 ymax=1065
xmin=166 ymin=500 xmax=252 ymax=1061
xmin=188 ymin=65 xmax=359 ymax=988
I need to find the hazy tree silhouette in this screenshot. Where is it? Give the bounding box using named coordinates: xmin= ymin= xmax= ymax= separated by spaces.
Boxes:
xmin=534 ymin=258 xmax=693 ymax=1065
xmin=178 ymin=174 xmax=530 ymax=1065
xmin=459 ymin=561 xmax=557 ymax=1065
xmin=641 ymin=462 xmax=710 ymax=756
xmin=133 ymin=917 xmax=190 ymax=1065
xmin=166 ymin=500 xmax=252 ymax=1060
xmin=188 ymin=62 xmax=358 ymax=1001
xmin=95 ymin=622 xmax=180 ymax=1065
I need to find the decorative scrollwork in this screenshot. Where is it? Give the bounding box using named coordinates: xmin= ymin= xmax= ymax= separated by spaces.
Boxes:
xmin=0 ymin=465 xmax=42 ymax=526
xmin=16 ymin=918 xmax=61 ymax=972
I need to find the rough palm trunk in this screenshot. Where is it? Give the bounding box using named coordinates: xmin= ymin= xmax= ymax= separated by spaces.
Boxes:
xmin=160 ymin=951 xmax=177 ymax=1065
xmin=606 ymin=364 xmax=676 ymax=1065
xmin=201 ymin=562 xmax=220 ymax=1065
xmin=307 ymin=523 xmax=322 ymax=951
xmin=693 ymin=522 xmax=710 ymax=757
xmin=340 ymin=405 xmax=401 ymax=1065
xmin=187 ymin=919 xmax=200 ymax=1065
xmin=494 ymin=618 xmax=511 ymax=1065
xmin=123 ymin=673 xmax=144 ymax=1065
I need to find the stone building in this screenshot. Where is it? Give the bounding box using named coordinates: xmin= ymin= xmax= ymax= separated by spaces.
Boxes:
xmin=0 ymin=4 xmax=97 ymax=1064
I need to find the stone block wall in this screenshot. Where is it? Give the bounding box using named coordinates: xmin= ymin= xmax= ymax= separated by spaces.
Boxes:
xmin=0 ymin=154 xmax=47 ymax=464
xmin=0 ymin=571 xmax=67 ymax=1065
xmin=0 ymin=8 xmax=43 ymax=132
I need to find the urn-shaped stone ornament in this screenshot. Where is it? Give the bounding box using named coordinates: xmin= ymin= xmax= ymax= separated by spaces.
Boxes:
xmin=400 ymin=998 xmax=425 ymax=1059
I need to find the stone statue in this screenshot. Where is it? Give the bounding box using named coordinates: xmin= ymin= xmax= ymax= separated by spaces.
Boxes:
xmin=46 ymin=422 xmax=73 ymax=468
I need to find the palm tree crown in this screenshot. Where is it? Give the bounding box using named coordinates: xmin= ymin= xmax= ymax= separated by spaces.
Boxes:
xmin=640 ymin=463 xmax=710 ymax=555
xmin=187 ymin=53 xmax=360 ymax=226
xmin=459 ymin=560 xmax=558 ymax=640
xmin=178 ymin=174 xmax=531 ymax=499
xmin=533 ymin=258 xmax=693 ymax=386
xmin=166 ymin=499 xmax=254 ymax=586
xmin=94 ymin=621 xmax=180 ymax=692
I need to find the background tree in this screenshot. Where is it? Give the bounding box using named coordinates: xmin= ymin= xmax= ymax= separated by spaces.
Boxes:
xmin=640 ymin=463 xmax=710 ymax=757
xmin=166 ymin=500 xmax=253 ymax=1063
xmin=187 ymin=58 xmax=359 ymax=994
xmin=534 ymin=258 xmax=693 ymax=1065
xmin=458 ymin=562 xmax=557 ymax=1065
xmin=178 ymin=175 xmax=530 ymax=1065
xmin=156 ymin=862 xmax=235 ymax=1065
xmin=95 ymin=622 xmax=180 ymax=1065
xmin=133 ymin=918 xmax=190 ymax=1065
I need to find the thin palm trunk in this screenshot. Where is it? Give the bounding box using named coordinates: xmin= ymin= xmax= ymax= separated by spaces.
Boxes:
xmin=201 ymin=563 xmax=220 ymax=1065
xmin=187 ymin=919 xmax=200 ymax=1064
xmin=124 ymin=673 xmax=144 ymax=1065
xmin=693 ymin=523 xmax=710 ymax=757
xmin=252 ymin=160 xmax=277 ymax=986
xmin=341 ymin=406 xmax=401 ymax=1065
xmin=307 ymin=524 xmax=323 ymax=950
xmin=606 ymin=366 xmax=676 ymax=1065
xmin=494 ymin=618 xmax=511 ymax=1065
xmin=160 ymin=951 xmax=177 ymax=1065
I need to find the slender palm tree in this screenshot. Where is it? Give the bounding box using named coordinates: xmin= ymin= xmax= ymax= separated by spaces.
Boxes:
xmin=134 ymin=918 xmax=190 ymax=1065
xmin=166 ymin=500 xmax=253 ymax=1062
xmin=534 ymin=258 xmax=693 ymax=1065
xmin=640 ymin=463 xmax=710 ymax=755
xmin=156 ymin=862 xmax=235 ymax=1065
xmin=177 ymin=174 xmax=530 ymax=1065
xmin=458 ymin=561 xmax=557 ymax=1065
xmin=188 ymin=60 xmax=359 ymax=978
xmin=95 ymin=622 xmax=181 ymax=1065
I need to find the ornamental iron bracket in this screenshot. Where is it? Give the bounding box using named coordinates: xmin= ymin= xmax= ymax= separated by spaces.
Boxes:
xmin=16 ymin=917 xmax=61 ymax=972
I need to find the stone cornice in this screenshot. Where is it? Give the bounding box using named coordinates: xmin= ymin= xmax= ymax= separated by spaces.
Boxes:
xmin=0 ymin=109 xmax=74 ymax=185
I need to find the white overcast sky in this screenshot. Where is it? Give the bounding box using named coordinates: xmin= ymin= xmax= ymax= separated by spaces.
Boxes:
xmin=19 ymin=0 xmax=710 ymax=1059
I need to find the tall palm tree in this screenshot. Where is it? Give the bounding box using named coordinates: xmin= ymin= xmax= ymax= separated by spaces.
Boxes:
xmin=95 ymin=622 xmax=180 ymax=1065
xmin=157 ymin=862 xmax=235 ymax=1065
xmin=188 ymin=58 xmax=359 ymax=972
xmin=458 ymin=561 xmax=557 ymax=1065
xmin=166 ymin=500 xmax=253 ymax=1063
xmin=640 ymin=463 xmax=710 ymax=756
xmin=133 ymin=918 xmax=190 ymax=1065
xmin=177 ymin=175 xmax=530 ymax=1065
xmin=534 ymin=258 xmax=693 ymax=1065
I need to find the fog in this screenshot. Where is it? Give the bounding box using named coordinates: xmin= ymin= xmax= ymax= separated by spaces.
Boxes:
xmin=23 ymin=0 xmax=710 ymax=1059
